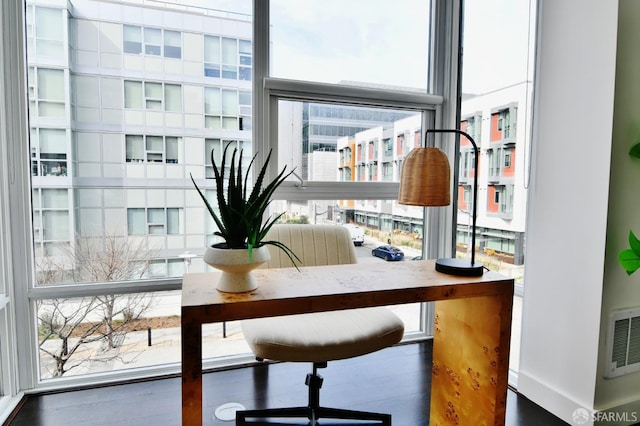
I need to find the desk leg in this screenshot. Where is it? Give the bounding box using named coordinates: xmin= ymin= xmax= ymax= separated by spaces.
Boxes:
xmin=430 ymin=292 xmax=513 ymax=426
xmin=182 ymin=312 xmax=203 ymax=426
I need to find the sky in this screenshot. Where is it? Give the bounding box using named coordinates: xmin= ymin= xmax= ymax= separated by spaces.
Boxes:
xmin=175 ymin=0 xmax=535 ymax=95
xmin=461 ymin=0 xmax=535 ymax=94
xmin=269 ymin=0 xmax=430 ymax=90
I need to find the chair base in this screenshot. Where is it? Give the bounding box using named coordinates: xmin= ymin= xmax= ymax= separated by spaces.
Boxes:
xmin=236 ymin=363 xmax=391 ymax=425
xmin=236 ymin=405 xmax=391 ymax=425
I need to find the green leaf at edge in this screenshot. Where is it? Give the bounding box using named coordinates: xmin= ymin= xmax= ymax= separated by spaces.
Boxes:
xmin=619 ymin=248 xmax=640 ymax=275
xmin=630 ymin=142 xmax=640 ymax=159
xmin=629 ymin=230 xmax=640 ymax=257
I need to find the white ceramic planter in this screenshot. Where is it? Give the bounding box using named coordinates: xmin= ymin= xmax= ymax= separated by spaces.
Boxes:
xmin=203 ymin=245 xmax=270 ymax=293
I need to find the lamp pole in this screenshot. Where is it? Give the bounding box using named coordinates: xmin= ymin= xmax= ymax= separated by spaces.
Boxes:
xmin=426 ymin=129 xmax=481 ymax=272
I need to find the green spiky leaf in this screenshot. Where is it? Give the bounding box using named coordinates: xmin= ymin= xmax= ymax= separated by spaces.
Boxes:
xmin=191 ymin=142 xmax=300 ymax=269
xmin=630 ymin=142 xmax=640 ymax=159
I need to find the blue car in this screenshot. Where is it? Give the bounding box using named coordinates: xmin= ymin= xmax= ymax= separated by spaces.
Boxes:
xmin=372 ymin=245 xmax=404 ymax=261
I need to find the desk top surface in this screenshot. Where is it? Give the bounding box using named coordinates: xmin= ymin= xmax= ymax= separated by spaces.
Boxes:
xmin=182 ymin=259 xmax=513 ymax=311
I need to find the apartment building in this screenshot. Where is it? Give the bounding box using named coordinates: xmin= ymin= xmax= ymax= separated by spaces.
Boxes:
xmin=28 ymin=0 xmax=253 ymax=279
xmin=337 ymin=83 xmax=531 ymax=265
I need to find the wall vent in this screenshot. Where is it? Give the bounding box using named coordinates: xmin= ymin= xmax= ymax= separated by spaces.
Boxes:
xmin=605 ymin=308 xmax=640 ymax=378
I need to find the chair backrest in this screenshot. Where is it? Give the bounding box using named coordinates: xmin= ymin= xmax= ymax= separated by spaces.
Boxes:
xmin=263 ymin=224 xmax=358 ymax=269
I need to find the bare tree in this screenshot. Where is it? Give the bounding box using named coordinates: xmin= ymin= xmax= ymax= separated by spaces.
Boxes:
xmin=36 ymin=234 xmax=159 ymax=377
xmin=38 ymin=298 xmax=109 ymax=377
xmin=67 ymin=235 xmax=157 ymax=349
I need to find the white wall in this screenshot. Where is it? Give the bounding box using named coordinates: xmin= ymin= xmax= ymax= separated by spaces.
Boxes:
xmin=518 ymin=0 xmax=618 ymax=423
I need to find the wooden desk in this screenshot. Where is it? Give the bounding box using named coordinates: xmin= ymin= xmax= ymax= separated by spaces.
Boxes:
xmin=181 ymin=259 xmax=514 ymax=425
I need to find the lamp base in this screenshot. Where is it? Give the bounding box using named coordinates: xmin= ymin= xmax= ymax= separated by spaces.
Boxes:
xmin=435 ymin=258 xmax=484 ymax=277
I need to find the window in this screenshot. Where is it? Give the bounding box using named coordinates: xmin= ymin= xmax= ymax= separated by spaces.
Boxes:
xmin=164 ymin=30 xmax=181 ymax=59
xmin=124 ymin=25 xmax=181 ymax=58
xmin=204 ymin=35 xmax=221 ymax=77
xmin=126 ymin=135 xmax=181 ymax=163
xmin=29 ymin=67 xmax=65 ymax=118
xmin=460 ymin=0 xmax=535 ymax=380
xmin=123 ymin=25 xmax=142 ymax=54
xmin=124 ymin=80 xmax=142 ymax=108
xmin=127 ymin=207 xmax=183 ymax=235
xmin=221 ymin=38 xmax=237 ymax=79
xmin=239 ymin=39 xmax=252 ymax=80
xmin=144 ymin=82 xmax=162 ymax=110
xmin=7 ymin=0 xmax=463 ymax=389
xmin=144 ymin=28 xmax=161 ymax=55
xmin=270 ymin=0 xmax=429 ymax=90
xmin=30 ymin=6 xmax=64 ymax=58
xmin=32 ymin=188 xmax=70 ymax=257
xmin=31 ymin=128 xmax=67 ymax=176
xmin=124 ymin=80 xmax=182 ymax=112
xmin=204 ymin=36 xmax=251 ymax=80
xmin=239 ymin=90 xmax=251 ymax=130
xmin=204 ymin=87 xmax=239 ymax=130
xmin=204 ymin=139 xmax=248 ymax=178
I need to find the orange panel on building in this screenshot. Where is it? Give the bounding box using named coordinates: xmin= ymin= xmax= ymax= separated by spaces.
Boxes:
xmin=460 ymin=121 xmax=471 ymax=146
xmin=458 ymin=186 xmax=468 ymax=211
xmin=487 ymin=186 xmax=499 ymax=213
xmin=490 ymin=113 xmax=502 ymax=142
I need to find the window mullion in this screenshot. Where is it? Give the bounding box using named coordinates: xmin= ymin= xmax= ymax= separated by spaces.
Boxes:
xmin=2 ymin=0 xmax=38 ymax=396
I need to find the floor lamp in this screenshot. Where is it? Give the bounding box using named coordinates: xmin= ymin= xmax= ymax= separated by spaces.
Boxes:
xmin=398 ymin=129 xmax=484 ymax=277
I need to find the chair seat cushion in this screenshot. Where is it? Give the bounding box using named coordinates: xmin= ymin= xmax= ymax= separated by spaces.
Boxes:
xmin=241 ymin=307 xmax=405 ymax=363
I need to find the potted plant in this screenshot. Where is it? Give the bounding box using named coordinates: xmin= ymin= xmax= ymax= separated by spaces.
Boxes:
xmin=190 ymin=143 xmax=300 ymax=292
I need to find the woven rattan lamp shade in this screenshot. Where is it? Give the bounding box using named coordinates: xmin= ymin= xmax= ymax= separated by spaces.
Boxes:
xmin=398 ymin=147 xmax=451 ymax=207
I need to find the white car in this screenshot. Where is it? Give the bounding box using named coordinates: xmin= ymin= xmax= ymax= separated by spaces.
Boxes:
xmin=342 ymin=224 xmax=365 ymax=246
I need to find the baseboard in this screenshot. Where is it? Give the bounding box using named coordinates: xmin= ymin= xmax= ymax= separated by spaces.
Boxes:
xmin=517 ymin=370 xmax=594 ymax=425
xmin=594 ymin=399 xmax=640 ymax=426
xmin=518 ymin=371 xmax=640 ymax=426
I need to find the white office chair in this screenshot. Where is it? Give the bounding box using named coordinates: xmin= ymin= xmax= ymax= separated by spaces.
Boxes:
xmin=237 ymin=224 xmax=405 ymax=425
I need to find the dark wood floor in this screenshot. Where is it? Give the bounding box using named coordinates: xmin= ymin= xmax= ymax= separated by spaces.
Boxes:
xmin=6 ymin=341 xmax=567 ymax=426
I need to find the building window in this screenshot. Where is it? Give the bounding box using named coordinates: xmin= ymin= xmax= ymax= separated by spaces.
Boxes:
xmin=204 ymin=35 xmax=221 ymax=77
xmin=204 ymin=36 xmax=251 ymax=81
xmin=127 ymin=207 xmax=182 ymax=235
xmin=124 ymin=80 xmax=182 ymax=112
xmin=125 ymin=135 xmax=181 ymax=163
xmin=383 ymin=138 xmax=393 ymax=157
xmin=488 ymin=147 xmax=502 ymax=178
xmin=123 ymin=25 xmax=142 ymax=54
xmin=144 ymin=27 xmax=161 ymax=56
xmin=31 ymin=128 xmax=67 ymax=176
xmin=29 ymin=67 xmax=65 ymax=118
xmin=28 ymin=6 xmax=64 ymax=58
xmin=383 ymin=162 xmax=393 ymax=181
xmin=221 ymin=37 xmax=238 ymax=79
xmin=163 ymin=30 xmax=181 ymax=59
xmin=239 ymin=39 xmax=252 ymax=80
xmin=144 ymin=82 xmax=162 ymax=110
xmin=204 ymin=139 xmax=247 ymax=178
xmin=204 ymin=87 xmax=239 ymax=130
xmin=504 ymin=151 xmax=512 ymax=168
xmin=239 ymin=90 xmax=251 ymax=130
xmin=123 ymin=25 xmax=181 ymax=58
xmin=32 ymin=188 xmax=70 ymax=256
